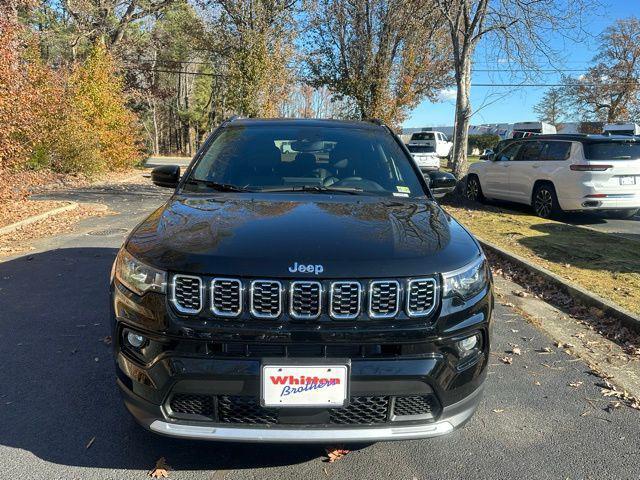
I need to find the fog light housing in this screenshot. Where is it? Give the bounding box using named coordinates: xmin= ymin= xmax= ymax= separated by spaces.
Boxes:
xmin=457 ymin=334 xmax=478 ymax=354
xmin=126 ymin=331 xmax=146 ymax=348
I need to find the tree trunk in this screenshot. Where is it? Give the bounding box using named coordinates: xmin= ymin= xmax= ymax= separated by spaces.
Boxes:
xmin=452 ymin=56 xmax=472 ymax=180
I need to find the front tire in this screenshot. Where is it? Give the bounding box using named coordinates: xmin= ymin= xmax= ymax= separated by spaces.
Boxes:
xmin=532 ymin=183 xmax=561 ymax=219
xmin=466 ymin=175 xmax=485 ymax=203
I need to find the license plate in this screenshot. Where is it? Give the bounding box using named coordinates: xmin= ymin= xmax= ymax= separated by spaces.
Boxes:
xmin=261 ymin=364 xmax=348 ymax=407
xmin=620 ymin=176 xmax=636 ymax=185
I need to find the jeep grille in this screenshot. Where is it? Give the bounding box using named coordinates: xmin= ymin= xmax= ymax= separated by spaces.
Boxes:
xmin=211 ymin=278 xmax=242 ymax=317
xmin=250 ymin=280 xmax=282 ymax=318
xmin=168 ymin=275 xmax=438 ymax=320
xmin=329 ymin=282 xmax=362 ymax=319
xmin=369 ymin=281 xmax=400 ymax=318
xmin=290 ymin=281 xmax=322 ymax=319
xmin=406 ymin=278 xmax=437 ymax=317
xmin=171 ymin=275 xmax=202 ymax=314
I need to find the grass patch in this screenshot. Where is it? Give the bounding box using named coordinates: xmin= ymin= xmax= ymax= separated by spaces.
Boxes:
xmin=440 ymin=156 xmax=481 ymax=174
xmin=443 ymin=200 xmax=640 ymax=316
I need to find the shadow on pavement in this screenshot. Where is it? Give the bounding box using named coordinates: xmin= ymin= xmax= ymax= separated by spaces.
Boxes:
xmin=518 ymin=223 xmax=640 ymax=274
xmin=0 ymin=248 xmax=326 ymax=472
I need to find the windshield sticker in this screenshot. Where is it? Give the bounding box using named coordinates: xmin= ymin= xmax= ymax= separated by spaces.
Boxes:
xmin=396 ymin=186 xmax=410 ymax=193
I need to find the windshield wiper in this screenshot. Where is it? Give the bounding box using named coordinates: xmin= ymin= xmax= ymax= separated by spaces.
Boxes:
xmin=186 ymin=179 xmax=252 ymax=192
xmin=257 ymin=185 xmax=365 ymax=195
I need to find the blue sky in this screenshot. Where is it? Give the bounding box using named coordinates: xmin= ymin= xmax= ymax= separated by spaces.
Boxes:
xmin=403 ymin=1 xmax=639 ymax=128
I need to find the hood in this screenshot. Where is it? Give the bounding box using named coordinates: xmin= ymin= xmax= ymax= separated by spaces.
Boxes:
xmin=126 ymin=193 xmax=481 ymax=278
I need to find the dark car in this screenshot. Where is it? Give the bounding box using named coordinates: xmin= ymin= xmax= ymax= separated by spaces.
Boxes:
xmin=110 ymin=118 xmax=493 ymax=442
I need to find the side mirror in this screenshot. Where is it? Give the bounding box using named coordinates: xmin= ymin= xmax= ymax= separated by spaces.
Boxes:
xmin=151 ymin=165 xmax=180 ymax=188
xmin=479 ymin=149 xmax=494 ymax=160
xmin=426 ymin=171 xmax=457 ymax=199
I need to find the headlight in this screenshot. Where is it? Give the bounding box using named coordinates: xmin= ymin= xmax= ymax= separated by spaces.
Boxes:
xmin=114 ymin=249 xmax=166 ymax=295
xmin=443 ymin=257 xmax=488 ymax=301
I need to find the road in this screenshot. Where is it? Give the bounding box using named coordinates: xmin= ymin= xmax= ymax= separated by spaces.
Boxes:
xmin=2 ymin=179 xmax=640 ymax=479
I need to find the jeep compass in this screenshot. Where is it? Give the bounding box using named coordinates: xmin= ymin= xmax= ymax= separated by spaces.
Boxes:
xmin=110 ymin=118 xmax=493 ymax=442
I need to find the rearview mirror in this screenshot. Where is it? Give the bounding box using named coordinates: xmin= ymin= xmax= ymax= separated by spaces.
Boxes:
xmin=426 ymin=171 xmax=457 ymax=199
xmin=151 ymin=165 xmax=180 ymax=188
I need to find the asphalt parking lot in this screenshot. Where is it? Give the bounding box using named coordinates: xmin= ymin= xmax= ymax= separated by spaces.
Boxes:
xmin=2 ymin=180 xmax=640 ymax=479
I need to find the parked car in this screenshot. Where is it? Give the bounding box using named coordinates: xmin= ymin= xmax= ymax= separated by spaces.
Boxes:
xmin=603 ymin=122 xmax=640 ymax=136
xmin=111 ymin=118 xmax=492 ymax=443
xmin=406 ymin=144 xmax=440 ymax=172
xmin=511 ymin=121 xmax=557 ymax=138
xmin=408 ymin=131 xmax=453 ymax=158
xmin=466 ymin=134 xmax=640 ymax=219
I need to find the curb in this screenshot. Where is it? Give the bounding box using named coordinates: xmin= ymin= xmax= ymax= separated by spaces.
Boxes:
xmin=0 ymin=202 xmax=78 ymax=236
xmin=477 ymin=236 xmax=640 ymax=332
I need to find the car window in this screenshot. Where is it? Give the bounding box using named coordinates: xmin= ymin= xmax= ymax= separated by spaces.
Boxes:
xmin=541 ymin=141 xmax=571 ymax=161
xmin=411 ymin=132 xmax=435 ymax=141
xmin=583 ymin=141 xmax=640 ymax=160
xmin=516 ymin=141 xmax=543 ymax=161
xmin=496 ymin=142 xmax=521 ymax=161
xmin=187 ymin=125 xmax=426 ymax=197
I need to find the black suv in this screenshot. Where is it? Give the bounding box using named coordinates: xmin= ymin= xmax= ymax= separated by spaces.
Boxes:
xmin=110 ymin=118 xmax=493 ymax=442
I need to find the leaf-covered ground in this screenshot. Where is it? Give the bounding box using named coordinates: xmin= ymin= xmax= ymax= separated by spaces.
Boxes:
xmin=444 ymin=199 xmax=640 ymax=316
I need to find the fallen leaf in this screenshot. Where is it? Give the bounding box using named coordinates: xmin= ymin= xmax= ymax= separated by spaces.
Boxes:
xmin=510 ymin=347 xmax=522 ymax=356
xmin=492 ymin=409 xmax=505 ymax=413
xmin=102 ymin=336 xmax=112 ymax=345
xmin=149 ymin=457 xmax=171 ymax=478
xmin=324 ymin=446 xmax=350 ymax=463
xmin=534 ymin=381 xmax=541 ymax=386
xmin=85 ymin=436 xmax=95 ymax=449
xmin=510 ymin=329 xmax=519 ymax=333
xmin=568 ymin=381 xmax=583 ymax=388
xmin=500 ymin=356 xmax=513 ymax=365
xmin=537 ymin=347 xmax=552 ymax=354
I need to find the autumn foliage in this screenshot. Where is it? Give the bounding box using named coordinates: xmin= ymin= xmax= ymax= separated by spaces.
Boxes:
xmin=0 ymin=17 xmax=143 ymax=177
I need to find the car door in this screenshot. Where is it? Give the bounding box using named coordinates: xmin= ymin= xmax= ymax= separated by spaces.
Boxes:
xmin=508 ymin=140 xmax=543 ymax=202
xmin=483 ymin=142 xmax=522 ymax=199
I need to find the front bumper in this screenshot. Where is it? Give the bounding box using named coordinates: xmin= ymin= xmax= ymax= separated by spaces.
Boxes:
xmin=111 ymin=278 xmax=492 ymax=442
xmin=122 ymin=383 xmax=483 ymax=442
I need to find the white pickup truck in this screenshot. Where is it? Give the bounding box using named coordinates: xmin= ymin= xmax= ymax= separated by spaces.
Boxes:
xmin=408 ymin=131 xmax=453 ymax=159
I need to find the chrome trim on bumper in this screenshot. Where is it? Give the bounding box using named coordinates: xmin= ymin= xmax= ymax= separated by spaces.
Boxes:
xmin=149 ymin=420 xmax=454 ymax=442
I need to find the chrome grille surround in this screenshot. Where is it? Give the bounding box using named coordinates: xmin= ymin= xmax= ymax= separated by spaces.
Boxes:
xmin=289 ymin=281 xmax=322 ymax=319
xmin=170 ymin=274 xmax=203 ymax=314
xmin=329 ymin=281 xmax=362 ymax=320
xmin=250 ymin=280 xmax=283 ymax=318
xmin=368 ymin=280 xmax=400 ymax=319
xmin=211 ymin=278 xmax=243 ymax=317
xmin=406 ymin=278 xmax=438 ymax=317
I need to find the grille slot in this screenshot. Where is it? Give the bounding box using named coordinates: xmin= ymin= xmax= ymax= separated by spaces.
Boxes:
xmin=369 ymin=281 xmax=400 ymax=318
xmin=329 ymin=282 xmax=361 ymax=319
xmin=169 ymin=394 xmax=214 ymax=417
xmin=329 ymin=396 xmax=390 ymax=424
xmin=290 ymin=281 xmax=322 ymax=319
xmin=218 ymin=395 xmax=278 ymax=424
xmin=392 ymin=395 xmax=439 ymax=418
xmin=211 ymin=278 xmax=242 ymax=317
xmin=250 ymin=280 xmax=282 ymax=318
xmin=406 ymin=278 xmax=437 ymax=317
xmin=171 ymin=275 xmax=203 ymax=314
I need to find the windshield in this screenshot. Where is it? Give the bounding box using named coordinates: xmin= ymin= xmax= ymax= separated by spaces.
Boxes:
xmin=407 ymin=145 xmax=436 ymax=153
xmin=583 ymin=141 xmax=640 ymax=160
xmin=186 ymin=125 xmax=426 ymax=197
xmin=411 ymin=132 xmax=435 ymax=141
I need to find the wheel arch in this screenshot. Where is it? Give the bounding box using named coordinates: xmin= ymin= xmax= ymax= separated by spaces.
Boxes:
xmin=531 ymin=179 xmax=556 ymax=205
